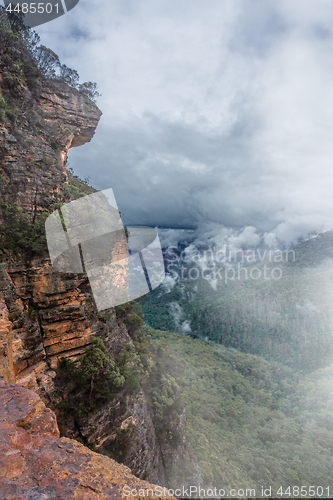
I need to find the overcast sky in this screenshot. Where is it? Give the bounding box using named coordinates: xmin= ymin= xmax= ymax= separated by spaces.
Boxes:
xmin=34 ymin=0 xmax=333 ymax=248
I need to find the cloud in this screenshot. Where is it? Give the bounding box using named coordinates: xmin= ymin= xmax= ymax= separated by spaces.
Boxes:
xmin=37 ymin=0 xmax=333 ymax=247
xmin=168 ymin=301 xmax=191 ymax=335
xmin=160 ymin=273 xmax=178 ymax=293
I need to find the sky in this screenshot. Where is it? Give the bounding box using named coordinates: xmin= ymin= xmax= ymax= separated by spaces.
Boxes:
xmin=31 ymin=0 xmax=333 ymax=249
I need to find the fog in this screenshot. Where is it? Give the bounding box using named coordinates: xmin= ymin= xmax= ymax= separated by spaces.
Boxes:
xmin=35 ymin=0 xmax=333 ymax=247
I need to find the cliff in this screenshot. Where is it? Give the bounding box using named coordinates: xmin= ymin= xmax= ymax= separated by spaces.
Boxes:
xmin=0 ymin=78 xmax=101 ymax=218
xmin=0 ymin=19 xmax=186 ymax=489
xmin=0 ymin=80 xmax=166 ymax=482
xmin=0 ymin=375 xmax=176 ymax=500
xmin=0 ymin=71 xmax=103 ymax=388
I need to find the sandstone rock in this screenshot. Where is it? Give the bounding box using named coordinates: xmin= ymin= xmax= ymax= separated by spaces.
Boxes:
xmin=0 ymin=80 xmax=102 ymax=218
xmin=0 ymin=256 xmax=97 ymax=391
xmin=40 ymin=80 xmax=102 ymax=149
xmin=0 ymin=76 xmax=103 ymax=389
xmin=0 ymin=298 xmax=15 ymax=383
xmin=0 ymin=68 xmax=186 ymax=486
xmin=0 ymin=376 xmax=176 ymax=500
xmin=77 ymin=392 xmax=162 ymax=485
xmin=0 ymin=253 xmax=180 ymax=485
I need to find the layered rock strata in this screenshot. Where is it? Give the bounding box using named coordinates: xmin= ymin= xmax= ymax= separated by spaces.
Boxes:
xmin=0 ymin=251 xmax=164 ymax=483
xmin=0 ymin=72 xmax=185 ymax=485
xmin=0 ymin=74 xmax=104 ymax=386
xmin=0 ymin=79 xmax=102 ymax=218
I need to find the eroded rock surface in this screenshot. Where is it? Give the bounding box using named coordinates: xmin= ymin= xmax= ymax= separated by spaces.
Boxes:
xmin=0 ymin=63 xmax=186 ymax=486
xmin=0 ymin=79 xmax=102 ymax=218
xmin=0 ymin=255 xmax=94 ymax=389
xmin=0 ymin=73 xmax=105 ymax=388
xmin=0 ymin=375 xmax=176 ymax=500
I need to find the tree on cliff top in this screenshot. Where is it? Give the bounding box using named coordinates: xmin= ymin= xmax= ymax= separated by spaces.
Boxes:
xmin=0 ymin=7 xmax=40 ymax=97
xmin=0 ymin=7 xmax=101 ymax=103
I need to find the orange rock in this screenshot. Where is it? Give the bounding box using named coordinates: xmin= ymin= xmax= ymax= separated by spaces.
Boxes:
xmin=0 ymin=299 xmax=15 ymax=383
xmin=0 ymin=376 xmax=176 ymax=500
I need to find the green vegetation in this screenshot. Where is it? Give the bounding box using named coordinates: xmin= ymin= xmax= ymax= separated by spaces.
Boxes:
xmin=56 ymin=337 xmax=125 ymax=418
xmin=64 ymin=167 xmax=97 ymax=200
xmin=2 ymin=6 xmax=333 ymax=492
xmin=27 ymin=302 xmax=38 ymax=315
xmin=136 ymin=332 xmax=183 ymax=443
xmin=0 ymin=95 xmax=7 ymax=124
xmin=0 ymin=166 xmax=96 ymax=254
xmin=55 ymin=324 xmax=150 ymax=419
xmin=0 ymin=7 xmax=100 ymax=102
xmin=143 ymin=236 xmax=333 ymax=372
xmin=8 ymin=311 xmax=21 ymax=322
xmin=139 ymin=235 xmax=333 ymax=489
xmin=141 ymin=326 xmax=333 ymax=491
xmin=33 ymin=43 xmax=101 ymax=101
xmin=0 ymin=8 xmax=40 ymax=101
xmin=0 ymin=176 xmax=49 ymax=253
xmin=0 ymin=10 xmax=100 ymax=254
xmin=107 ymin=422 xmax=136 ymax=457
xmin=115 ymin=301 xmax=144 ymax=336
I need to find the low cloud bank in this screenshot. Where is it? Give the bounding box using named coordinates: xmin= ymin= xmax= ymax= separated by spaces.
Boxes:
xmin=38 ymin=0 xmax=333 ymax=250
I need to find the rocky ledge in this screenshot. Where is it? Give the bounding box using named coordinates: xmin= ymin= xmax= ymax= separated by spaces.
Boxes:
xmin=0 ymin=79 xmax=102 ymax=217
xmin=0 ymin=375 xmax=175 ymax=500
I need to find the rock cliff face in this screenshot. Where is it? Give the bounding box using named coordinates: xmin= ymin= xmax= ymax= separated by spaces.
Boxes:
xmin=0 ymin=255 xmax=93 ymax=388
xmin=0 ymin=69 xmax=186 ymax=487
xmin=0 ymin=76 xmax=168 ymax=483
xmin=0 ymin=375 xmax=176 ymax=500
xmin=0 ymin=74 xmax=103 ymax=387
xmin=0 ymin=251 xmax=167 ymax=482
xmin=0 ymin=79 xmax=102 ymax=218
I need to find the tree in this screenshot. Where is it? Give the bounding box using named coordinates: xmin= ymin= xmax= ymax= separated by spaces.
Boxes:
xmin=34 ymin=45 xmax=60 ymax=78
xmin=0 ymin=7 xmax=100 ymax=102
xmin=77 ymin=81 xmax=101 ymax=103
xmin=60 ymin=64 xmax=79 ymax=88
xmin=57 ymin=337 xmax=125 ymax=417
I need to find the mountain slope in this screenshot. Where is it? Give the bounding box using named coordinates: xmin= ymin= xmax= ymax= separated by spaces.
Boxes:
xmin=142 ymin=326 xmax=333 ymax=493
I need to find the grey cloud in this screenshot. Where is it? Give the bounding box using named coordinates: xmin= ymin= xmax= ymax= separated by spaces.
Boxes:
xmin=37 ymin=0 xmax=333 ymax=248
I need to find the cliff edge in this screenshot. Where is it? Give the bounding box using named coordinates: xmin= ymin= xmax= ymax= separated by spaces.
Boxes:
xmin=0 ymin=74 xmax=103 ymax=390
xmin=0 ymin=375 xmax=175 ymax=500
xmin=0 ymin=14 xmax=186 ymax=488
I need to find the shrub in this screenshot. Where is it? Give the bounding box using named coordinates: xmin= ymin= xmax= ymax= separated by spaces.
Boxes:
xmin=107 ymin=422 xmax=136 ymax=458
xmin=115 ymin=301 xmax=144 ymax=336
xmin=56 ymin=337 xmax=125 ymax=418
xmin=0 ymin=199 xmax=49 ymax=253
